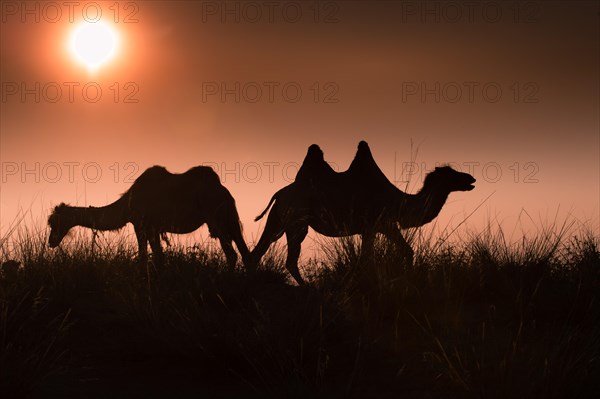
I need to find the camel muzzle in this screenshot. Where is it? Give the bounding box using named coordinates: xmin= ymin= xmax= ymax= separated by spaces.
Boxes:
xmin=465 ymin=177 xmax=476 ymax=191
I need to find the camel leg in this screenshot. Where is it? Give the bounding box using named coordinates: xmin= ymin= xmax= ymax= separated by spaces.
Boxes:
xmin=134 ymin=225 xmax=148 ymax=264
xmin=251 ymin=211 xmax=285 ymax=266
xmin=384 ymin=226 xmax=414 ymax=265
xmin=148 ymin=231 xmax=165 ymax=266
xmin=227 ymin=218 xmax=253 ymax=272
xmin=219 ymin=237 xmax=238 ymax=270
xmin=235 ymin=238 xmax=254 ymax=272
xmin=285 ymin=226 xmax=308 ymax=285
xmin=360 ymin=231 xmax=376 ymax=263
xmin=209 ymin=217 xmax=243 ymax=270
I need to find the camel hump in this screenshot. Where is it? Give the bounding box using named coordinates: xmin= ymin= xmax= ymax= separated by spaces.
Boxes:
xmin=307 ymin=144 xmax=324 ymax=160
xmin=143 ymin=165 xmax=169 ymax=176
xmin=185 ymin=165 xmax=222 ymax=184
xmin=132 ymin=166 xmax=170 ymax=186
xmin=296 ymin=144 xmax=335 ymax=184
xmin=349 ymin=140 xmax=377 ymax=171
xmin=348 ymin=140 xmax=395 ymax=189
xmin=129 ymin=165 xmax=222 ymax=199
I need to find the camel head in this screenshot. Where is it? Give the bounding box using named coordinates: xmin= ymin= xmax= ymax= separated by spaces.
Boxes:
xmin=424 ymin=166 xmax=476 ymax=193
xmin=47 ymin=203 xmax=74 ymax=247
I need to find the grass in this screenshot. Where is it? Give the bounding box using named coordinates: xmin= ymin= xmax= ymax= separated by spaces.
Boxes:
xmin=0 ymin=222 xmax=599 ymax=398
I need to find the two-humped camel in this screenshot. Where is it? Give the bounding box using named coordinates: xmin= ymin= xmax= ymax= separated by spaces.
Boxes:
xmin=251 ymin=141 xmax=476 ymax=285
xmin=48 ymin=165 xmax=252 ymax=269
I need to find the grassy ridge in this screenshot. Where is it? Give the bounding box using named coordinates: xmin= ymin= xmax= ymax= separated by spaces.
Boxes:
xmin=1 ymin=225 xmax=599 ymax=398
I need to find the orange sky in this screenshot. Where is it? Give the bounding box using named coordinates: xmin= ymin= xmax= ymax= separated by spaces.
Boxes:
xmin=1 ymin=1 xmax=599 ymax=252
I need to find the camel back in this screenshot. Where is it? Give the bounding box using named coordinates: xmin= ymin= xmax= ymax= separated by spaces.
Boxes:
xmin=128 ymin=165 xmax=222 ymax=192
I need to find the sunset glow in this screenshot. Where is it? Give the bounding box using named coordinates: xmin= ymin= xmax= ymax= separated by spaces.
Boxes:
xmin=1 ymin=1 xmax=598 ymax=396
xmin=69 ymin=21 xmax=119 ymax=71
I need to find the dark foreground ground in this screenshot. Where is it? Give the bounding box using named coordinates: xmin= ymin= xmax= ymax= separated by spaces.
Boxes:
xmin=1 ymin=231 xmax=599 ymax=398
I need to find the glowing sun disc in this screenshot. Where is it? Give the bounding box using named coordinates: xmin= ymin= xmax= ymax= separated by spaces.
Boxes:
xmin=70 ymin=22 xmax=118 ymax=71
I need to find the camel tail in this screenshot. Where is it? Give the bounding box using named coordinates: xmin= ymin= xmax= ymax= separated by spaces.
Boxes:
xmin=254 ymin=193 xmax=278 ymax=221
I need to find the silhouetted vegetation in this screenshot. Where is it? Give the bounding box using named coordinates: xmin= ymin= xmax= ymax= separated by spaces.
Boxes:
xmin=1 ymin=223 xmax=599 ymax=398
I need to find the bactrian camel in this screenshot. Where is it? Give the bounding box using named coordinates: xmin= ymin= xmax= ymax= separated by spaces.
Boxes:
xmin=251 ymin=141 xmax=476 ymax=285
xmin=48 ymin=165 xmax=252 ymax=269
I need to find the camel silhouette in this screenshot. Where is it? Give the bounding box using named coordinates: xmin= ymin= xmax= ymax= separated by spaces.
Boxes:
xmin=251 ymin=141 xmax=476 ymax=285
xmin=48 ymin=165 xmax=252 ymax=269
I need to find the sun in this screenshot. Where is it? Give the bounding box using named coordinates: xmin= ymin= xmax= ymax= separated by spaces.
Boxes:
xmin=70 ymin=21 xmax=119 ymax=72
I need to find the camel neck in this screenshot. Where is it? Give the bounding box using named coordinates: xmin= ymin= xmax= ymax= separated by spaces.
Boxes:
xmin=396 ymin=186 xmax=450 ymax=228
xmin=69 ymin=196 xmax=129 ymax=231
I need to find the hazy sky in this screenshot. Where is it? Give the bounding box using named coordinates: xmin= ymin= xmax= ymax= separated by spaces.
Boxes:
xmin=1 ymin=1 xmax=598 ymax=251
